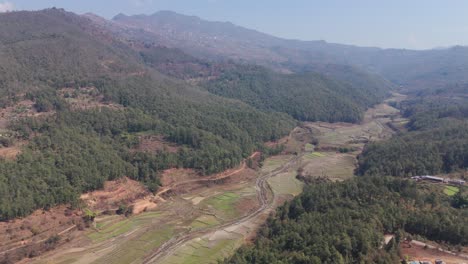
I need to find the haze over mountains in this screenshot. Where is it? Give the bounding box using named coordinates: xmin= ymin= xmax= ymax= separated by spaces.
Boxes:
xmin=109 ymin=10 xmax=468 ymax=91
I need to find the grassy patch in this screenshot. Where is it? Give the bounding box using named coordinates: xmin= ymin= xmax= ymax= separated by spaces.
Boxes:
xmin=261 ymin=155 xmax=291 ymax=173
xmin=311 ymin=152 xmax=325 ymax=157
xmin=305 ymin=152 xmax=325 ymax=158
xmin=132 ymin=211 xmax=163 ymax=221
xmin=304 ymin=143 xmax=315 ymax=152
xmin=191 ymin=215 xmax=221 ymax=230
xmin=91 ymin=226 xmax=175 ymax=264
xmin=162 ymin=236 xmax=243 ymax=264
xmin=87 ymin=211 xmax=163 ymax=243
xmin=88 ymin=218 xmax=134 ymax=243
xmin=302 ymin=154 xmax=355 ymax=180
xmin=268 ymin=171 xmax=303 ymax=196
xmin=203 ymin=192 xmax=241 ymax=218
xmin=444 ymin=185 xmax=460 ymax=196
xmin=284 ymin=137 xmax=303 ymax=153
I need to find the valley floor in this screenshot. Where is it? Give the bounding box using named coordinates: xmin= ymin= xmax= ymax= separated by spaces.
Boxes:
xmin=13 ymin=97 xmax=403 ymax=264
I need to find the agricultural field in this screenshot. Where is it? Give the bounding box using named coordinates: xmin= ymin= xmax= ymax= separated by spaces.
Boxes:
xmin=444 ymin=185 xmax=460 ymax=196
xmin=305 ymin=151 xmax=325 ymax=158
xmin=157 ymin=155 xmax=301 ymax=264
xmin=33 ymin=209 xmax=180 ymax=264
xmin=198 ymin=188 xmax=257 ymax=220
xmin=190 ymin=215 xmax=220 ymax=230
xmin=32 ymin=163 xmax=261 ymax=264
xmin=260 ymin=155 xmax=293 ymax=173
xmin=301 ymin=152 xmax=356 ymax=181
xmin=304 ymin=102 xmax=404 ymax=151
xmin=268 ymin=170 xmax=303 ymax=196
xmin=161 ymin=234 xmax=243 ymax=264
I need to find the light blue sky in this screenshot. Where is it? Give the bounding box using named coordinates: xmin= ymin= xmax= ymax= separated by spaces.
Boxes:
xmin=2 ymin=0 xmax=468 ymax=50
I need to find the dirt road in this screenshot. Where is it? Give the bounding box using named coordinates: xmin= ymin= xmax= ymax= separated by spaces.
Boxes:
xmin=411 ymin=240 xmax=468 ymax=260
xmin=143 ymin=154 xmax=301 ymax=263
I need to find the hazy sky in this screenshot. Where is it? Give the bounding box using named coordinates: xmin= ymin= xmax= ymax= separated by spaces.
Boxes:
xmin=2 ymin=0 xmax=468 ymax=50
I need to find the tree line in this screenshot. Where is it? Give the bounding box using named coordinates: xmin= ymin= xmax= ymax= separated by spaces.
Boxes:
xmin=358 ymin=93 xmax=468 ymax=177
xmin=203 ymin=65 xmax=389 ymax=123
xmin=224 ymin=177 xmax=468 ymax=264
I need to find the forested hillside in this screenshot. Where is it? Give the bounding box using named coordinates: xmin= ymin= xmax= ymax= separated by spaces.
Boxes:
xmin=225 ymin=177 xmax=468 ymax=264
xmin=204 ymin=65 xmax=390 ymax=123
xmin=0 ymin=9 xmax=295 ymax=220
xmin=0 ymin=9 xmax=144 ymax=95
xmin=0 ymin=8 xmax=395 ymax=220
xmin=358 ymin=86 xmax=468 ymax=176
xmin=137 ymin=47 xmax=391 ymax=123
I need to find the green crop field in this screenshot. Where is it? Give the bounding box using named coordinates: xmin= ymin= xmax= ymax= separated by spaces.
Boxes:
xmin=203 ymin=192 xmax=241 ymax=218
xmin=87 ymin=211 xmax=164 ymax=243
xmin=91 ymin=226 xmax=175 ymax=264
xmin=191 ymin=215 xmax=221 ymax=230
xmin=305 ymin=151 xmax=326 ymax=158
xmin=162 ymin=236 xmax=242 ymax=264
xmin=268 ymin=171 xmax=304 ymax=196
xmin=444 ymin=185 xmax=459 ymax=196
xmin=88 ymin=218 xmax=135 ymax=243
xmin=305 ymin=143 xmax=315 ymax=152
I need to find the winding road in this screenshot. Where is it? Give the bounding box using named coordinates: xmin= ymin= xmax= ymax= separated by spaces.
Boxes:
xmin=143 ymin=154 xmax=302 ymax=263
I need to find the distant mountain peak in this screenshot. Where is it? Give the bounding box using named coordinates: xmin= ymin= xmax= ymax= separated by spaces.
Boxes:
xmin=152 ymin=10 xmax=180 ymax=16
xmin=112 ymin=13 xmax=128 ymax=20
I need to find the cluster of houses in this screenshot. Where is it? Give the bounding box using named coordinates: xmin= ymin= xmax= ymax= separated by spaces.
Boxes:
xmin=411 ymin=175 xmax=466 ymax=185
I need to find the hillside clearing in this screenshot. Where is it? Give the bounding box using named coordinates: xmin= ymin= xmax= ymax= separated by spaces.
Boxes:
xmin=444 ymin=185 xmax=460 ymax=196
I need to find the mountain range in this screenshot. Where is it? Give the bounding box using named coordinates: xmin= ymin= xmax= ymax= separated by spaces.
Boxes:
xmin=109 ymin=10 xmax=468 ymax=91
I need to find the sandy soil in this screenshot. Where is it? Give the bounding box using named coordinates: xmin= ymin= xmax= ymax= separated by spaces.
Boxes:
xmin=0 ymin=144 xmax=22 ymax=159
xmin=132 ymin=198 xmax=159 ymax=215
xmin=81 ymin=177 xmax=150 ymax=212
xmin=160 ymin=168 xmax=199 ymax=187
xmin=0 ymin=205 xmax=83 ymax=263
